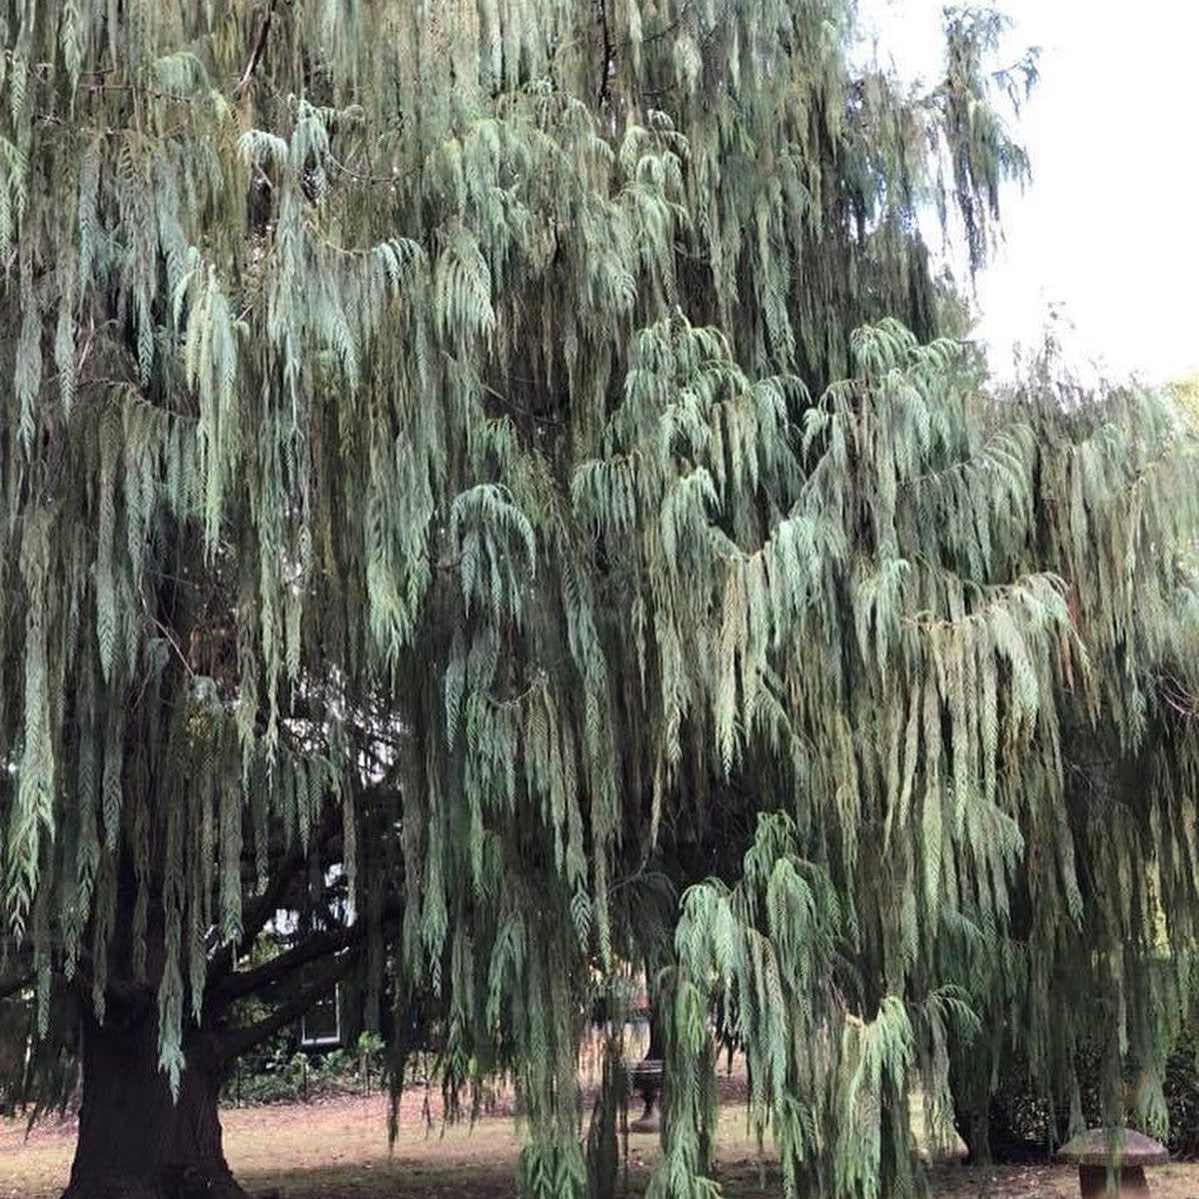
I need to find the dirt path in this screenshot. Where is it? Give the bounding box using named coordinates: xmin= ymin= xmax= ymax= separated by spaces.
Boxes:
xmin=3 ymin=1092 xmax=1197 ymax=1198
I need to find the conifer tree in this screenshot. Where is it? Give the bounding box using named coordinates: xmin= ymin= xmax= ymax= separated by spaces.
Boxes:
xmin=0 ymin=3 xmax=1196 ymax=1199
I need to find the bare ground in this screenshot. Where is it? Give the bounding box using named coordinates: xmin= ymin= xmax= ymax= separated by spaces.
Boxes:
xmin=2 ymin=1087 xmax=1197 ymax=1199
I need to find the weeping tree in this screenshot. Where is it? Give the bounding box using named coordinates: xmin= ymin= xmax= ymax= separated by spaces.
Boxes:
xmin=1 ymin=2 xmax=1198 ymax=1198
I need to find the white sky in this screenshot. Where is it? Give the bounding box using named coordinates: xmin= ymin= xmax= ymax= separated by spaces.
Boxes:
xmin=860 ymin=0 xmax=1199 ymax=385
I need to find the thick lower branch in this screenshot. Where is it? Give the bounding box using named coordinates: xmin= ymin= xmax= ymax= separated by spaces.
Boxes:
xmin=219 ymin=947 xmax=361 ymax=1061
xmin=212 ymin=889 xmax=401 ymax=1007
xmin=212 ymin=923 xmax=358 ymax=1003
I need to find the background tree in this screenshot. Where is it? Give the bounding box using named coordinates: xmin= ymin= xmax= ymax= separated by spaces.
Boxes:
xmin=0 ymin=3 xmax=1196 ymax=1199
xmin=1169 ymin=375 xmax=1199 ymax=427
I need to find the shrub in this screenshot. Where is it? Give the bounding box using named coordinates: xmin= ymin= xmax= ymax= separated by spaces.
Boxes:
xmin=964 ymin=1027 xmax=1199 ymax=1161
xmin=221 ymin=1032 xmax=388 ymax=1107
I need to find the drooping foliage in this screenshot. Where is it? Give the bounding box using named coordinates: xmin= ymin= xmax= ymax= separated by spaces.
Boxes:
xmin=0 ymin=2 xmax=1196 ymax=1198
xmin=645 ymin=329 xmax=1199 ymax=1195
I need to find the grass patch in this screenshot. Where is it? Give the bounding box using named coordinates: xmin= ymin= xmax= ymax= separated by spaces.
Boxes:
xmin=3 ymin=1092 xmax=1197 ymax=1198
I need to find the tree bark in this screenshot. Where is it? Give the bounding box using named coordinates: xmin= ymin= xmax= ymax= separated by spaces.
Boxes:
xmin=61 ymin=1004 xmax=246 ymax=1199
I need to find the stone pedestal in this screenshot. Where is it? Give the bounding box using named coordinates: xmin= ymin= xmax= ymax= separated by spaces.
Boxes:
xmin=1078 ymin=1163 xmax=1150 ymax=1198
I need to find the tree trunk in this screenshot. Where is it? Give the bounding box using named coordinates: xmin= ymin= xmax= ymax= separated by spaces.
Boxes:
xmin=62 ymin=1005 xmax=246 ymax=1199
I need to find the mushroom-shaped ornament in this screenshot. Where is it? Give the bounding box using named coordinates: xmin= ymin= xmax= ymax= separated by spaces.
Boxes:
xmin=1056 ymin=1128 xmax=1169 ymax=1198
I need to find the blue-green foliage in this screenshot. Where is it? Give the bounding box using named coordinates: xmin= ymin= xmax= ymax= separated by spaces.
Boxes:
xmin=0 ymin=3 xmax=1194 ymax=1199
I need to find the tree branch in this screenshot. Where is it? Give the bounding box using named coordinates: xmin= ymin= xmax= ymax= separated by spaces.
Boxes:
xmin=206 ymin=840 xmax=310 ymax=987
xmin=218 ymin=947 xmax=361 ymax=1061
xmin=207 ymin=795 xmax=347 ymax=986
xmin=213 ymin=889 xmax=402 ymax=1005
xmin=596 ymin=0 xmax=614 ymax=108
xmin=236 ymin=0 xmax=279 ymax=95
xmin=212 ymin=923 xmax=359 ymax=1003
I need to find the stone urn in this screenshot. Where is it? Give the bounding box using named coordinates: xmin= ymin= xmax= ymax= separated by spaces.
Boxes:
xmin=629 ymin=1057 xmax=664 ymax=1133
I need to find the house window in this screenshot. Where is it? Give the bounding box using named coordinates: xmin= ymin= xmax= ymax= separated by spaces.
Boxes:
xmin=300 ymin=985 xmax=342 ymax=1048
